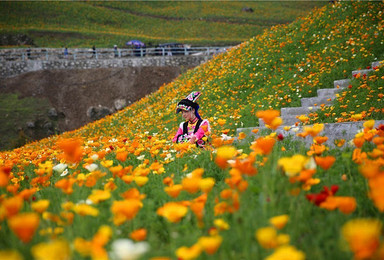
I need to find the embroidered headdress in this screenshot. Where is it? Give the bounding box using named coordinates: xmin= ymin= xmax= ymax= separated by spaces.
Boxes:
xmin=176 ymin=91 xmax=202 ymax=119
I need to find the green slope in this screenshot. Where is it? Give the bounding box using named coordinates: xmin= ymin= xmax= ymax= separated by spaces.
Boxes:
xmin=0 ymin=1 xmax=324 ymax=47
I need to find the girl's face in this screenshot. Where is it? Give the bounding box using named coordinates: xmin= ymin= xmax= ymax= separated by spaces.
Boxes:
xmin=181 ymin=109 xmax=195 ymax=121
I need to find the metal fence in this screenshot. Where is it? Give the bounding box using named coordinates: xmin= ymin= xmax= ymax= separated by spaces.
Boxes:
xmin=0 ymin=46 xmax=232 ymax=62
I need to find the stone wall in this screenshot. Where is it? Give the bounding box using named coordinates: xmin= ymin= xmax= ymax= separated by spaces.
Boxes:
xmin=0 ymin=55 xmax=212 ymax=78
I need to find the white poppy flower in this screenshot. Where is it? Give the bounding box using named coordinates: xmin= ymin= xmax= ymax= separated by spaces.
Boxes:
xmin=110 ymin=239 xmax=149 ymax=260
xmin=53 ymin=163 xmax=67 ymax=174
xmin=85 ymin=163 xmax=98 ymax=172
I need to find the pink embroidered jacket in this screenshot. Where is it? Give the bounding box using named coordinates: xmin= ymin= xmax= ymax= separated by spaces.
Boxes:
xmin=172 ymin=119 xmax=210 ymax=143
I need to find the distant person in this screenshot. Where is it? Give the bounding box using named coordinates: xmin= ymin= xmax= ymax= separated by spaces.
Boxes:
xmin=114 ymin=45 xmax=118 ymax=58
xmin=167 ymin=47 xmax=172 ymax=56
xmin=26 ymin=47 xmax=31 ymax=59
xmin=64 ymin=47 xmax=68 ymax=59
xmin=92 ymin=45 xmax=96 ymax=59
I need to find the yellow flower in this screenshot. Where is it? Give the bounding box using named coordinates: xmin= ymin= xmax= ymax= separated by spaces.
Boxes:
xmin=199 ymin=178 xmax=215 ymax=193
xmin=197 ymin=235 xmax=222 ymax=255
xmin=73 ymin=204 xmax=99 ymax=217
xmin=61 ymin=201 xmax=74 ymax=211
xmin=31 ymin=200 xmax=50 ymax=214
xmin=303 ymin=123 xmax=324 ymax=137
xmin=278 ymin=155 xmax=308 ymax=177
xmin=157 ymin=202 xmax=188 ymax=223
xmin=265 ymin=245 xmax=305 ymax=260
xmin=215 ymin=146 xmax=237 ymax=169
xmin=277 ymin=234 xmax=290 ymax=245
xmin=269 ymin=214 xmax=289 ymax=230
xmin=342 ymin=218 xmax=382 ymax=259
xmin=74 ymin=238 xmax=91 ymax=257
xmin=176 ymin=244 xmax=202 ymax=260
xmin=255 ymin=227 xmax=278 ymax=249
xmin=87 ymin=189 xmax=111 ymax=204
xmin=100 ymin=160 xmax=114 ymax=168
xmin=214 ymin=219 xmax=230 ymax=230
xmin=39 ymin=227 xmax=64 ymax=237
xmin=298 ymin=115 xmax=309 ymax=123
xmin=363 ymin=119 xmax=375 ymax=130
xmin=0 ymin=250 xmax=23 ymax=260
xmin=31 ymin=239 xmax=71 ymax=260
xmin=134 ymin=176 xmax=149 ymax=187
xmin=268 ymin=117 xmax=283 ymax=130
xmin=217 ymin=119 xmax=226 ymax=126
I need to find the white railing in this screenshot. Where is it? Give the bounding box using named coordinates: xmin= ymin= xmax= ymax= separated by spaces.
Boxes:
xmin=0 ymin=46 xmax=232 ymax=61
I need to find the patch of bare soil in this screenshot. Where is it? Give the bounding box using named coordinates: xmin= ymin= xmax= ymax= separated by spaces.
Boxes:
xmin=0 ymin=66 xmax=191 ymax=132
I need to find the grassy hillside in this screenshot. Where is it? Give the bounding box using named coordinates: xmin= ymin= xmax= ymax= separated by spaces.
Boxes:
xmin=0 ymin=1 xmax=324 ymax=47
xmin=0 ymin=1 xmax=384 ymax=260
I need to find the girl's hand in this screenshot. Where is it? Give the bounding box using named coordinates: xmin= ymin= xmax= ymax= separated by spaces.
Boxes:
xmin=189 ymin=135 xmax=197 ymax=144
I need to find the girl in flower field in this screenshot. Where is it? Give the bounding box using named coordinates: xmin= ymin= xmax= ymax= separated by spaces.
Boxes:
xmin=173 ymin=91 xmax=210 ymax=148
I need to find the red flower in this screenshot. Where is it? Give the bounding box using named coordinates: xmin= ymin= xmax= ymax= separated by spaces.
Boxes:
xmin=306 ymin=185 xmax=339 ymax=206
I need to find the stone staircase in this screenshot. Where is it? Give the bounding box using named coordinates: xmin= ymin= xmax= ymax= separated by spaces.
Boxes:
xmin=236 ymin=60 xmax=384 ymax=146
xmin=259 ymin=60 xmax=382 ymax=127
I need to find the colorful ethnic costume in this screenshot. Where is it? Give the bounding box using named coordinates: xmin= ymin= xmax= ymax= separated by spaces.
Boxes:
xmin=172 ymin=91 xmax=210 ymax=147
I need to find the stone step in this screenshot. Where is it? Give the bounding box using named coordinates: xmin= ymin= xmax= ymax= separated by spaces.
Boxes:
xmin=281 ymin=106 xmax=320 ymax=117
xmin=317 ymin=88 xmax=341 ymax=98
xmin=333 ymin=79 xmax=350 ymax=89
xmin=301 ymin=96 xmax=333 ymax=108
xmin=236 ymin=120 xmax=384 ymax=147
xmin=352 ymin=69 xmax=372 ymax=76
xmin=281 ymin=115 xmax=301 ymax=126
xmin=372 ymin=61 xmax=382 ymax=68
xmin=259 ymin=118 xmax=265 ymax=127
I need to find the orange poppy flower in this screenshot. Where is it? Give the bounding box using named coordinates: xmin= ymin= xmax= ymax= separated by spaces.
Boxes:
xmin=130 ymin=228 xmax=147 ymax=241
xmin=182 ymin=177 xmax=201 ymax=194
xmin=8 ymin=212 xmax=40 ymax=243
xmin=238 ymin=132 xmax=246 ymax=140
xmin=57 ymin=138 xmax=83 ymax=163
xmin=111 ymin=199 xmax=142 ymax=225
xmin=256 ymin=110 xmax=280 ymax=125
xmin=320 ymin=196 xmax=357 ymax=214
xmin=1 ymin=196 xmax=23 ymax=218
xmin=116 ymin=150 xmax=129 ymax=162
xmin=314 ymin=136 xmax=328 ymax=145
xmin=0 ymin=164 xmax=12 ymax=187
xmin=120 ymin=188 xmax=146 ymax=201
xmin=55 ymin=178 xmax=76 ymax=195
xmin=315 ymin=156 xmax=336 ymax=170
xmin=250 ymin=136 xmax=276 ymax=155
xmin=354 ymin=136 xmax=365 ymax=148
xmin=164 ymin=184 xmax=183 ymax=198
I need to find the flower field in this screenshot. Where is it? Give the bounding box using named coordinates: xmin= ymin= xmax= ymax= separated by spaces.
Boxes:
xmin=1 ymin=1 xmax=384 ymax=259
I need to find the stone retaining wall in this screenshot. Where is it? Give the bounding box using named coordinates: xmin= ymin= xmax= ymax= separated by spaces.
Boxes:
xmin=0 ymin=55 xmax=212 ymax=78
